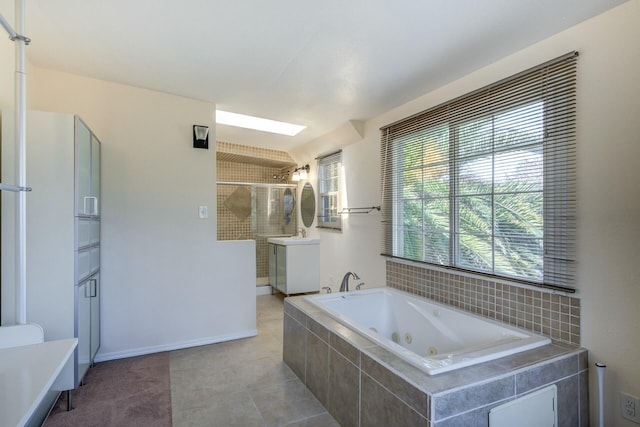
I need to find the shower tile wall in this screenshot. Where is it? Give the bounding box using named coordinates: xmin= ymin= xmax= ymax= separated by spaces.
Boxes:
xmin=216 ymin=141 xmax=297 ymax=281
xmin=387 ymin=260 xmax=581 ymax=346
xmin=217 ymin=162 xmax=289 ymax=279
xmin=217 ymin=160 xmax=289 ymax=185
xmin=217 ymin=140 xmax=295 ymax=163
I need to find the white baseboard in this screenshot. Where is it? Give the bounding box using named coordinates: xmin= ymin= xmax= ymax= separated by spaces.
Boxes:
xmin=93 ymin=329 xmax=258 ymax=362
xmin=256 ymin=285 xmax=273 ymax=295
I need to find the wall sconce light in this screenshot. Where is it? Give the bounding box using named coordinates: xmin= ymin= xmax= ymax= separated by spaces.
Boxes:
xmin=193 ymin=125 xmax=209 ymax=149
xmin=299 ymin=164 xmax=309 ymax=180
xmin=291 ymin=164 xmax=310 ymax=182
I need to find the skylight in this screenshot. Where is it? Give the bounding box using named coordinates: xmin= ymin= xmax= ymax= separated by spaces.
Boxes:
xmin=216 ymin=110 xmax=305 ymax=136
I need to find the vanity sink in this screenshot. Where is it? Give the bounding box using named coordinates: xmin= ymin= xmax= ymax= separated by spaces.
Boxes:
xmin=267 ymin=237 xmax=320 ymax=246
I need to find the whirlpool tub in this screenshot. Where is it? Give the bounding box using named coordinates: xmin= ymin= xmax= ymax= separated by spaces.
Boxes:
xmin=304 ymin=287 xmax=551 ymax=375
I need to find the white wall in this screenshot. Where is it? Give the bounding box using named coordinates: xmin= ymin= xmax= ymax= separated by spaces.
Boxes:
xmin=12 ymin=68 xmax=257 ymax=360
xmin=290 ymin=121 xmax=385 ymax=292
xmin=298 ymin=2 xmax=640 ymax=425
xmin=0 ymin=0 xmax=14 ymax=109
xmin=2 ymin=1 xmax=638 ymax=424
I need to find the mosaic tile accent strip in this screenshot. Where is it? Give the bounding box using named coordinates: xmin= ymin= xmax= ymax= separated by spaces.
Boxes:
xmin=217 ymin=140 xmax=296 ymax=167
xmin=217 ymin=160 xmax=290 ymax=184
xmin=386 ymin=260 xmax=581 ymax=345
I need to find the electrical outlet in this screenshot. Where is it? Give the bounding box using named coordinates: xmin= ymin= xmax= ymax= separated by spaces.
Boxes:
xmin=621 ymin=392 xmax=640 ymax=423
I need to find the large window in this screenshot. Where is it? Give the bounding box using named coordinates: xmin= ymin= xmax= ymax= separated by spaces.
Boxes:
xmin=381 ymin=53 xmax=577 ymax=290
xmin=317 ymin=151 xmax=342 ymax=230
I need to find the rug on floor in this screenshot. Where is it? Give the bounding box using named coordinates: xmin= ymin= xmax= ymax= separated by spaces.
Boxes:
xmin=44 ymin=351 xmax=172 ymax=427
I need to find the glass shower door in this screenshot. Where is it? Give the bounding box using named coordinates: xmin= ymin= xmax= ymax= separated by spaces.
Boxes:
xmin=217 ymin=182 xmax=298 ymax=285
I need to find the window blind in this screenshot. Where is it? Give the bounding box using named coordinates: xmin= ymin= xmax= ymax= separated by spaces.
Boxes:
xmin=380 ymin=52 xmax=577 ymax=291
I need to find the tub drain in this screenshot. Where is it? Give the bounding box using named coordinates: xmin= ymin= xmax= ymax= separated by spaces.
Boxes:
xmin=428 ymin=346 xmax=438 ymax=356
xmin=391 ymin=332 xmax=399 ymax=343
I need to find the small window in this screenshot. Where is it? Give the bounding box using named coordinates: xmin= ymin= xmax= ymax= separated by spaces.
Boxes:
xmin=317 ymin=151 xmax=342 ymax=230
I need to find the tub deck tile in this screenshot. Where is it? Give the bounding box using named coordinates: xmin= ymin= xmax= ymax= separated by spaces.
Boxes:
xmin=284 ymin=301 xmax=309 ymax=325
xmin=361 ymin=353 xmax=429 ymax=417
xmin=578 ymin=349 xmax=588 ymax=371
xmin=360 ymin=373 xmax=429 ymax=427
xmin=283 ymin=295 xmax=588 ymax=425
xmin=307 ymin=317 xmax=330 ymax=343
xmin=283 ymin=312 xmax=306 ymax=382
xmin=579 ymin=370 xmax=590 ymax=427
xmin=328 ymin=349 xmax=360 ymax=427
xmin=305 ymin=329 xmax=329 ymax=407
xmin=493 ymin=342 xmax=577 ymax=371
xmin=432 ymin=376 xmax=515 ymax=421
xmin=329 ymin=332 xmax=360 ymax=366
xmin=364 ymin=345 xmax=511 ymax=395
xmin=515 ymin=354 xmax=578 ymax=394
xmin=556 ymin=375 xmax=580 ymax=427
xmin=285 ymin=297 xmax=323 ymax=317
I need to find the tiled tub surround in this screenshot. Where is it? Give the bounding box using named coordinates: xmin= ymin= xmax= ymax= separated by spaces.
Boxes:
xmin=284 ymin=296 xmax=588 ymax=426
xmin=387 ymin=260 xmax=581 ymax=346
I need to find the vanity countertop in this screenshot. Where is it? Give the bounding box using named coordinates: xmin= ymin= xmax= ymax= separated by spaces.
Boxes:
xmin=268 ymin=237 xmax=320 ymax=246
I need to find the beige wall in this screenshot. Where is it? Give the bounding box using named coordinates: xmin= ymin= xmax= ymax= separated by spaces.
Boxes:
xmin=290 ymin=121 xmax=385 ymax=291
xmin=11 ymin=67 xmax=257 ymax=359
xmin=297 ymin=2 xmax=640 ymax=425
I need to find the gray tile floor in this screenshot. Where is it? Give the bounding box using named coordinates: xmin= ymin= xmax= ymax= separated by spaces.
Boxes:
xmin=170 ymin=293 xmax=340 ymax=427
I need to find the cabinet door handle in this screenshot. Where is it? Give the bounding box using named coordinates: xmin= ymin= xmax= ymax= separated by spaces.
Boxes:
xmin=83 ymin=196 xmax=98 ymax=215
xmin=89 ymin=279 xmax=97 ymax=297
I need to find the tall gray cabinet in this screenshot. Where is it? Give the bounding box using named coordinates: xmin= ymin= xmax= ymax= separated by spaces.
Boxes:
xmin=0 ymin=110 xmax=101 ymax=392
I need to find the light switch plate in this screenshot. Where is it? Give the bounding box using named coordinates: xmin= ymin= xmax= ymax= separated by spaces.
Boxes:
xmin=198 ymin=205 xmax=208 ymax=219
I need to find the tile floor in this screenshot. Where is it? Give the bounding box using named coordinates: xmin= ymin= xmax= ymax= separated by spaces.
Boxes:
xmin=169 ymin=293 xmax=340 ymax=427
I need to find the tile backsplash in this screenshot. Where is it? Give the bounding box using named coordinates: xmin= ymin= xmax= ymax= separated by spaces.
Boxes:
xmin=386 ymin=260 xmax=580 ymax=345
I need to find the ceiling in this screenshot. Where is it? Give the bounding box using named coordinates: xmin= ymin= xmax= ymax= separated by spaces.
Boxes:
xmin=21 ymin=0 xmax=626 ymax=152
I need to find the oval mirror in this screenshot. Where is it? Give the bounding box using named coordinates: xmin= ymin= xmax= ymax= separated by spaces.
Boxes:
xmin=300 ymin=183 xmax=315 ymax=227
xmin=283 ymin=188 xmax=294 ymax=225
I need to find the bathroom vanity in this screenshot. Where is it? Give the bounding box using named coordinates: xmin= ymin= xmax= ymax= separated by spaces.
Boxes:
xmin=268 ymin=237 xmax=320 ymax=295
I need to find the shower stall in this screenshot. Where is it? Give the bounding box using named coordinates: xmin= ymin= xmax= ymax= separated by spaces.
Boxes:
xmin=217 ymin=181 xmax=298 ymax=286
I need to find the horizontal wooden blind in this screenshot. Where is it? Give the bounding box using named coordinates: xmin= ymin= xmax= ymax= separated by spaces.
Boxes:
xmin=380 ymin=52 xmax=577 ymax=291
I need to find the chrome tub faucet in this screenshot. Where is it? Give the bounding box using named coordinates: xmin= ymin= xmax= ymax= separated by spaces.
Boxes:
xmin=339 ymin=272 xmax=360 ymax=292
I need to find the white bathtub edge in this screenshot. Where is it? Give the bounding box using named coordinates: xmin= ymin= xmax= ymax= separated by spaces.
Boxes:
xmin=304 ymin=288 xmax=551 ymax=375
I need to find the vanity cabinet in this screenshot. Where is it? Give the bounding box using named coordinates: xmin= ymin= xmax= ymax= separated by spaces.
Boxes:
xmin=268 ymin=243 xmax=287 ymax=292
xmin=267 ymin=239 xmax=320 ymax=295
xmin=1 ymin=111 xmax=101 ymax=391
